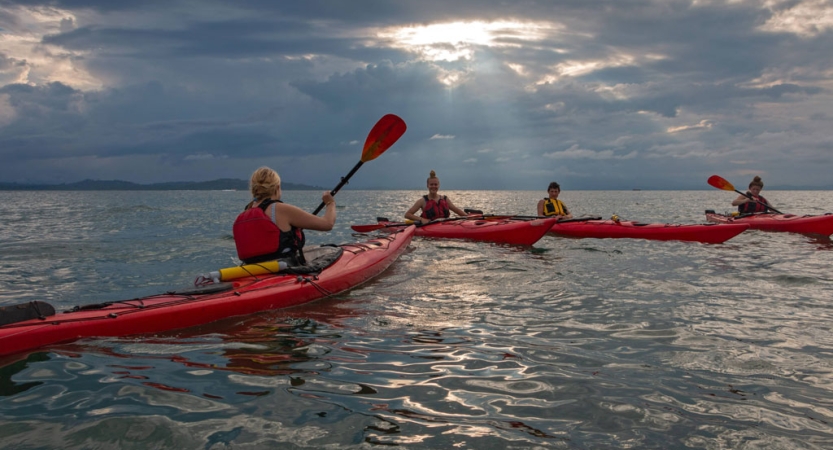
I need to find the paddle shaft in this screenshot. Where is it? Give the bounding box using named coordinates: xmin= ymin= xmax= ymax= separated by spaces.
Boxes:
xmin=354 ymin=216 xmax=472 ymax=232
xmin=732 ymin=188 xmax=783 ymax=214
xmin=353 ymin=215 xmax=601 ymax=232
xmin=310 ymin=114 xmax=406 ymax=216
xmin=473 ymin=212 xmax=603 ymax=223
xmin=313 ymin=161 xmax=364 ymax=215
xmin=351 ymin=219 xmax=413 ymax=233
xmin=708 ymin=175 xmax=783 ymax=214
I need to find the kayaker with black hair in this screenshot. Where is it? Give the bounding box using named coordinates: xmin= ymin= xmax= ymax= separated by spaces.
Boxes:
xmin=405 ymin=170 xmax=470 ymax=224
xmin=537 ymin=181 xmax=573 ymax=219
xmin=731 ymin=176 xmax=773 ymax=214
xmin=233 ymin=166 xmax=336 ymax=265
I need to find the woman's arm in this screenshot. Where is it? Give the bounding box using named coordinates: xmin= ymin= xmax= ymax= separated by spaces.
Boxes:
xmin=537 ymin=199 xmax=545 ymax=217
xmin=404 ymin=198 xmax=426 ymax=223
xmin=731 ymin=194 xmax=749 ymax=207
xmin=278 ymin=192 xmax=336 ymax=231
xmin=446 ymin=198 xmax=468 ymax=217
xmin=562 ymin=203 xmax=573 ymax=220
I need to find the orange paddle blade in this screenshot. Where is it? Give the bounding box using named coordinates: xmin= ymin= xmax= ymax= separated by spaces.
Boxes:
xmin=361 ymin=114 xmax=406 ymax=162
xmin=707 ymin=175 xmax=736 ymax=191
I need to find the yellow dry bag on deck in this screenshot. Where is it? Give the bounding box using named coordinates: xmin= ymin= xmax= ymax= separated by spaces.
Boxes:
xmin=200 ymin=260 xmax=289 ymax=283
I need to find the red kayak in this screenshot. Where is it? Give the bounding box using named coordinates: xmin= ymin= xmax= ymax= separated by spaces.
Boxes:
xmin=705 ymin=210 xmax=833 ymax=236
xmin=0 ymin=227 xmax=414 ymax=358
xmin=548 ymin=219 xmax=749 ymax=243
xmin=353 ymin=216 xmax=559 ymax=246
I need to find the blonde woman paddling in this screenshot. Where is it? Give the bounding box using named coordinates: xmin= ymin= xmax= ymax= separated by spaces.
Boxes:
xmin=405 ymin=170 xmax=469 ymax=224
xmin=233 ymin=166 xmax=336 ymax=265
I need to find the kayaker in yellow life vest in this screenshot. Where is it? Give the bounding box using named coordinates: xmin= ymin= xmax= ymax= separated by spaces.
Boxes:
xmin=405 ymin=170 xmax=470 ymax=224
xmin=537 ymin=181 xmax=572 ymax=219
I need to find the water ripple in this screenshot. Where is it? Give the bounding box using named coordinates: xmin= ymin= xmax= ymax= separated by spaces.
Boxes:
xmin=2 ymin=190 xmax=833 ymax=448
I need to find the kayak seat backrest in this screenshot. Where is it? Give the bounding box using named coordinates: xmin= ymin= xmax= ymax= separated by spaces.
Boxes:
xmin=284 ymin=245 xmax=344 ymax=275
xmin=0 ymin=301 xmax=56 ymax=326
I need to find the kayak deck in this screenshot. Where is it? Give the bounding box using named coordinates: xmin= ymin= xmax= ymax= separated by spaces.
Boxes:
xmin=705 ymin=211 xmax=833 ymax=236
xmin=371 ymin=217 xmax=559 ymax=245
xmin=549 ymin=220 xmax=749 ymax=243
xmin=0 ymin=227 xmax=414 ymax=358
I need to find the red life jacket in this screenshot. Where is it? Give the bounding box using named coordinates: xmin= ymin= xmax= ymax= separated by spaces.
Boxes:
xmin=738 ymin=193 xmax=770 ymax=214
xmin=233 ymin=199 xmax=305 ymax=264
xmin=421 ymin=195 xmax=450 ymax=220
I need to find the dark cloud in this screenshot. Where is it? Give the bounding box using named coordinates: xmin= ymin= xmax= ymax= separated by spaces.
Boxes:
xmin=0 ymin=0 xmax=831 ymax=188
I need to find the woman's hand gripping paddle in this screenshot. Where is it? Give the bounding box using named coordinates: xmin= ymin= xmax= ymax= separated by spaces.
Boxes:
xmin=707 ymin=175 xmax=783 ymax=214
xmin=313 ymin=114 xmax=407 ymax=215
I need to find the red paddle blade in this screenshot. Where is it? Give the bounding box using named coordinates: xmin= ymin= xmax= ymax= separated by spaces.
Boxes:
xmin=361 ymin=114 xmax=406 ymax=162
xmin=707 ymin=175 xmax=736 ymax=191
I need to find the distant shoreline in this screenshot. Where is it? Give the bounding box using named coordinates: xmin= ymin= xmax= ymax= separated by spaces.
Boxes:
xmin=0 ymin=179 xmax=323 ymax=191
xmin=0 ymin=179 xmax=830 ymax=191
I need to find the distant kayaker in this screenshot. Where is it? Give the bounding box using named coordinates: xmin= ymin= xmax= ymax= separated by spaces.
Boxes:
xmin=233 ymin=167 xmax=336 ymax=265
xmin=537 ymin=181 xmax=573 ymax=220
xmin=405 ymin=170 xmax=470 ymax=224
xmin=731 ymin=176 xmax=773 ymax=214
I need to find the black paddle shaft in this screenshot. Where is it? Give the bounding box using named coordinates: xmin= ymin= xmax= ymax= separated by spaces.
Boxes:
xmin=734 ymin=189 xmax=783 ymax=214
xmin=312 ymin=161 xmax=364 ymax=215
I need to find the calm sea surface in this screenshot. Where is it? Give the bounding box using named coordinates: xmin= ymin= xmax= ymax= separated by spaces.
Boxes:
xmin=1 ymin=189 xmax=831 ymax=449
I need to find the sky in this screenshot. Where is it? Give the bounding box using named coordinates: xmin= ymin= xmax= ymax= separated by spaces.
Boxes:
xmin=1 ymin=0 xmax=832 ymax=190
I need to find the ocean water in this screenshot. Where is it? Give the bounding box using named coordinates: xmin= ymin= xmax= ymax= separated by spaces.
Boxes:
xmin=0 ymin=189 xmax=831 ymax=449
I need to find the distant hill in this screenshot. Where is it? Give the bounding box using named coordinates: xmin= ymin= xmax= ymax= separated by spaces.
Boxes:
xmin=0 ymin=178 xmax=324 ymax=191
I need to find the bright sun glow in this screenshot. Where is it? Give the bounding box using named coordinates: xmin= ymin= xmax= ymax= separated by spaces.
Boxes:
xmin=379 ymin=20 xmax=555 ymax=62
xmin=377 ymin=20 xmax=556 ymax=87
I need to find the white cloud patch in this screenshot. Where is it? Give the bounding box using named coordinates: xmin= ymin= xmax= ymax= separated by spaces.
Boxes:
xmin=535 ymin=53 xmax=660 ymax=86
xmin=0 ymin=4 xmax=102 ymax=90
xmin=760 ymin=0 xmax=833 ymax=38
xmin=430 ymin=134 xmax=455 ymax=140
xmin=543 ymin=145 xmax=637 ymax=160
xmin=0 ymin=54 xmax=30 ymax=85
xmin=667 ymin=120 xmax=714 ymax=133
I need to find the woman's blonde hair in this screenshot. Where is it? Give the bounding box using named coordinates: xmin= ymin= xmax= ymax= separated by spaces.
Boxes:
xmin=249 ymin=166 xmax=281 ymax=200
xmin=749 ymin=176 xmax=763 ymax=189
xmin=427 ymin=170 xmax=438 ymax=183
